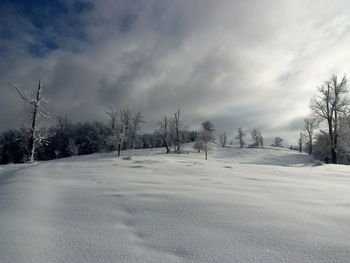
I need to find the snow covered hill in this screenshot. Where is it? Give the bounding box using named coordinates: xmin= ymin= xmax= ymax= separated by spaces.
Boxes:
xmin=1 ymin=145 xmax=350 ymax=263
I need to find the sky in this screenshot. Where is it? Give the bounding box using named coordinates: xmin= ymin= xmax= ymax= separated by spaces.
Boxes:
xmin=1 ymin=0 xmax=350 ymax=145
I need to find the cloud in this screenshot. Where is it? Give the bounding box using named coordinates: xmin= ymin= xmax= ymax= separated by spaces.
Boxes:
xmin=1 ymin=0 xmax=350 ymax=144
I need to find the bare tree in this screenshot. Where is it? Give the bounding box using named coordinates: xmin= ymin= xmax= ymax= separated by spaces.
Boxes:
xmin=310 ymin=75 xmax=349 ymax=163
xmin=235 ymin=127 xmax=245 ymax=148
xmin=304 ymin=116 xmax=319 ymax=155
xmin=219 ymin=132 xmax=227 ymax=147
xmin=158 ymin=116 xmax=171 ymax=153
xmin=11 ymin=80 xmax=48 ymax=162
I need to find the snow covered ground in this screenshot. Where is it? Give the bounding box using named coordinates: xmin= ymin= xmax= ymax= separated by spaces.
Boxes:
xmin=1 ymin=144 xmax=350 ymax=263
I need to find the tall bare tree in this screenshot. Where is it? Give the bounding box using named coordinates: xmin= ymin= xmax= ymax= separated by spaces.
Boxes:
xmin=11 ymin=80 xmax=48 ymax=163
xmin=310 ymin=75 xmax=349 ymax=163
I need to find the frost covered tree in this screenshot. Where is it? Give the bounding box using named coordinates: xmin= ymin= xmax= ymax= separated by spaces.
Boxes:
xmin=235 ymin=127 xmax=245 ymax=148
xmin=272 ymin=136 xmax=283 ymax=147
xmin=250 ymin=129 xmax=263 ymax=148
xmin=304 ymin=116 xmax=319 ymax=155
xmin=219 ymin=132 xmax=227 ymax=147
xmin=193 ymin=138 xmax=204 ymax=153
xmin=11 ymin=80 xmax=49 ymax=162
xmin=116 ymin=108 xmax=132 ymax=156
xmin=310 ymin=75 xmax=349 ymax=163
xmin=167 ymin=109 xmax=183 ymax=153
xmin=106 ymin=108 xmax=143 ymax=154
xmin=199 ymin=121 xmax=215 ymax=160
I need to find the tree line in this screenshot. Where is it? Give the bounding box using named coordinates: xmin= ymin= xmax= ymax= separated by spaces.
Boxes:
xmin=2 ymin=74 xmax=350 ymax=164
xmin=0 ymin=115 xmax=197 ymax=164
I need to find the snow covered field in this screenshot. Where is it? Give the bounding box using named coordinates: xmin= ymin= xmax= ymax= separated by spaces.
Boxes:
xmin=1 ymin=145 xmax=350 ymax=263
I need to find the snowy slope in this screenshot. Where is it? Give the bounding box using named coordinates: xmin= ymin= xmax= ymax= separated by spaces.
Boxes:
xmin=0 ymin=145 xmax=350 ymax=263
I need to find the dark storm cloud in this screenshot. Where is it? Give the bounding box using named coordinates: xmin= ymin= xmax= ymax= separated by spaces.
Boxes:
xmin=1 ymin=0 xmax=350 ymax=144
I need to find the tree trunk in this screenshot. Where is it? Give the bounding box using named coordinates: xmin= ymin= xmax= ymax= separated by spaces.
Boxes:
xmin=163 ymin=138 xmax=170 ymax=153
xmin=174 ymin=109 xmax=181 ymax=153
xmin=331 ymin=148 xmax=337 ymax=164
xmin=334 ymin=110 xmax=338 ymax=164
xmin=117 ymin=141 xmax=122 ymax=157
xmin=327 ymin=119 xmax=337 ymax=164
xmin=28 ymin=81 xmax=42 ymax=162
xmin=309 ymin=134 xmax=312 ymax=155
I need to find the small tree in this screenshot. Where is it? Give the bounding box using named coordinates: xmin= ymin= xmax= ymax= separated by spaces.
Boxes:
xmin=272 ymin=136 xmax=283 ymax=147
xmin=193 ymin=138 xmax=204 ymax=153
xmin=200 ymin=121 xmax=215 ymax=160
xmin=219 ymin=132 xmax=227 ymax=147
xmin=235 ymin=127 xmax=245 ymax=148
xmin=67 ymin=139 xmax=79 ymax=156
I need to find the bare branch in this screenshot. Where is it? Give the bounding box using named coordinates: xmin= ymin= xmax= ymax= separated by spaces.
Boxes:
xmin=10 ymin=83 xmax=28 ymax=101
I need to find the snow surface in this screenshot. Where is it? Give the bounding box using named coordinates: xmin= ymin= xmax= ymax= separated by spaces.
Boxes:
xmin=1 ymin=144 xmax=350 ymax=263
